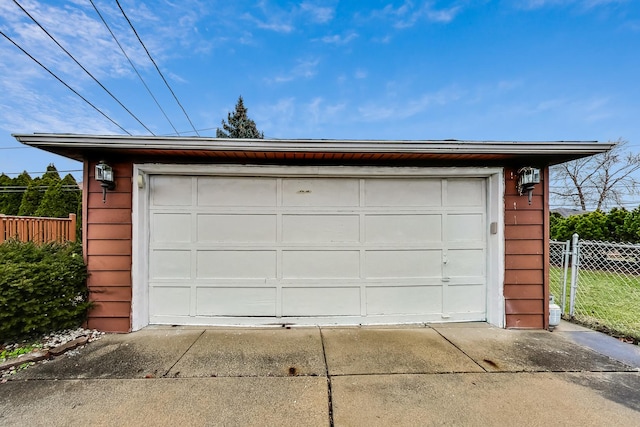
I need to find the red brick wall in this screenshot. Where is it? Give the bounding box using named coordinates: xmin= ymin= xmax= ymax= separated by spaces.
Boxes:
xmin=84 ymin=160 xmax=133 ymax=332
xmin=503 ymin=167 xmax=549 ymax=329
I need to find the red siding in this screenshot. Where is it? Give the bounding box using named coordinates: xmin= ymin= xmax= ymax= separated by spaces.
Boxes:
xmin=84 ymin=160 xmax=133 ymax=333
xmin=504 ymin=167 xmax=548 ymax=329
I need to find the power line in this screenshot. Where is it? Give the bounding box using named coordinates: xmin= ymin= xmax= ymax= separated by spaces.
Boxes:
xmin=0 ymin=30 xmax=131 ymax=135
xmin=0 ymin=185 xmax=81 ymax=193
xmin=11 ymin=0 xmax=155 ymax=135
xmin=0 ymin=147 xmax=30 ymax=150
xmin=115 ymin=0 xmax=200 ymax=136
xmin=1 ymin=169 xmax=83 ymax=176
xmin=89 ymin=0 xmax=180 ymax=136
xmin=161 ymin=126 xmax=219 ymax=136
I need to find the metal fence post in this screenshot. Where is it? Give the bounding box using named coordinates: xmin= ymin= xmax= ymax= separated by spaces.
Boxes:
xmin=569 ymin=233 xmax=580 ymax=316
xmin=561 ymin=240 xmax=571 ymax=314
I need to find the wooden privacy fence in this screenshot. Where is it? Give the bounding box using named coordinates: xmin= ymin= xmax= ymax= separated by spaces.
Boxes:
xmin=0 ymin=214 xmax=77 ymax=243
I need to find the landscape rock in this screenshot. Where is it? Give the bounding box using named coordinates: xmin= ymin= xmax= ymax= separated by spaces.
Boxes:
xmin=49 ymin=336 xmax=90 ymax=356
xmin=0 ymin=350 xmax=50 ymax=371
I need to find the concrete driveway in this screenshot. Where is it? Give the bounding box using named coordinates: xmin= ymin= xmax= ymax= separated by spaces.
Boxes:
xmin=1 ymin=322 xmax=639 ymax=426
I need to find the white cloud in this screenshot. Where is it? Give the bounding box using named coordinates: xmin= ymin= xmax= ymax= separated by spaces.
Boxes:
xmin=354 ymin=69 xmax=368 ymax=79
xmin=253 ymin=96 xmax=347 ymax=138
xmin=300 ymin=2 xmax=336 ymax=23
xmin=357 ymin=86 xmax=464 ymax=121
xmin=516 ymin=0 xmax=629 ymax=10
xmin=319 ymin=32 xmax=358 ymax=45
xmin=242 ymin=1 xmax=295 ymax=34
xmin=0 ymin=0 xmax=211 ymax=136
xmin=372 ymin=1 xmax=463 ymax=29
xmin=266 ymin=58 xmax=321 ymax=83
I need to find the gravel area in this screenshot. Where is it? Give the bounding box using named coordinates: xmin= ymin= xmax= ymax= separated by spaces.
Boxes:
xmin=1 ymin=328 xmax=104 ymax=380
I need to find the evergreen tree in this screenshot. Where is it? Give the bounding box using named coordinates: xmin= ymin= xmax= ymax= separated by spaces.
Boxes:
xmin=216 ymin=96 xmax=264 ymax=139
xmin=0 ymin=173 xmax=12 ymax=214
xmin=1 ymin=172 xmax=31 ymax=215
xmin=61 ymin=174 xmax=81 ymax=215
xmin=18 ymin=179 xmax=43 ymax=216
xmin=42 ymin=163 xmax=61 ymax=183
xmin=36 ymin=181 xmax=68 ymax=218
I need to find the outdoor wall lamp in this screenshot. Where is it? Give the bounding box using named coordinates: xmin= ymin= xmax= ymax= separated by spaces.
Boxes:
xmin=95 ymin=161 xmax=115 ymax=203
xmin=517 ymin=167 xmax=541 ymax=205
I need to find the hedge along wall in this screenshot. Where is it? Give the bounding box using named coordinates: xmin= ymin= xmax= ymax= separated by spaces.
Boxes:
xmin=83 ymin=160 xmax=133 ymax=332
xmin=0 ymin=241 xmax=90 ymax=342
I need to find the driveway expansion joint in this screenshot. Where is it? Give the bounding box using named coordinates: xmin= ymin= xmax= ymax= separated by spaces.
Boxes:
xmin=319 ymin=327 xmax=335 ymax=427
xmin=161 ymin=330 xmax=205 ymax=378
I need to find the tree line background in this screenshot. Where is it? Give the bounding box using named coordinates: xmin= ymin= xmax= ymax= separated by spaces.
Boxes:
xmin=0 ymin=164 xmax=81 ymax=219
xmin=551 ymin=208 xmax=640 ymax=243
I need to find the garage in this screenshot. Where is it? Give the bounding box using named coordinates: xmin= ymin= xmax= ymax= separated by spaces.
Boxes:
xmin=144 ymin=167 xmax=490 ymax=325
xmin=17 ymin=134 xmax=611 ymax=332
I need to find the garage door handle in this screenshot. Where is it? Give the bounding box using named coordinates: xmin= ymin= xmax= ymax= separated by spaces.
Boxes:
xmin=442 ymin=277 xmax=450 ymax=282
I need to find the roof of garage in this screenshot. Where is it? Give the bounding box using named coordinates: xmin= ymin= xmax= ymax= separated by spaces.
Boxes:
xmin=13 ymin=134 xmax=614 ymax=167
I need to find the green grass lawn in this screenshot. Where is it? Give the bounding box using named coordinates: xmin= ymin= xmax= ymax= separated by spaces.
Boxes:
xmin=550 ymin=266 xmax=640 ymax=342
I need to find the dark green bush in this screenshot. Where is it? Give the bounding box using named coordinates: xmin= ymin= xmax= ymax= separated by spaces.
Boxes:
xmin=551 ymin=207 xmax=640 ymax=243
xmin=0 ymin=240 xmax=90 ymax=342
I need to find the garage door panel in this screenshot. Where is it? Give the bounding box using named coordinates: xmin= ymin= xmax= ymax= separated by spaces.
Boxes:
xmin=150 ymin=250 xmax=191 ymax=279
xmin=447 ymin=249 xmax=485 ymax=277
xmin=282 ymin=178 xmax=359 ymax=207
xmin=152 ymin=213 xmax=191 ymax=243
xmin=282 ymin=215 xmax=360 ymax=243
xmin=197 ymin=250 xmax=276 ymax=278
xmin=197 ymin=177 xmax=277 ymax=206
xmin=196 ymin=287 xmax=276 ymax=316
xmin=283 ymin=250 xmax=360 ymax=278
xmin=197 ymin=214 xmax=277 ymax=242
xmin=365 ymin=250 xmax=441 ymax=278
xmin=365 ymin=214 xmax=442 ymax=243
xmin=152 ymin=176 xmax=192 ymax=206
xmin=364 ymin=179 xmax=441 ymax=207
xmin=446 ymin=285 xmax=485 ymax=314
xmin=366 ymin=286 xmax=442 ymax=315
xmin=446 ymin=179 xmax=484 ymax=207
xmin=150 ymin=287 xmax=190 ymax=316
xmin=282 ymin=287 xmax=360 ymax=316
xmin=447 ymin=214 xmax=484 ymax=242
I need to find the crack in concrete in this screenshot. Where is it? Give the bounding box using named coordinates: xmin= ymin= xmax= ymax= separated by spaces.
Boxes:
xmin=430 ymin=327 xmax=489 ymax=372
xmin=319 ymin=327 xmax=335 ymax=427
xmin=162 ymin=330 xmax=205 ymax=378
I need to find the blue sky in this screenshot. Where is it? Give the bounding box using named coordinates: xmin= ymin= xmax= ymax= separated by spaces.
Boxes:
xmin=1 ymin=0 xmax=639 ymax=184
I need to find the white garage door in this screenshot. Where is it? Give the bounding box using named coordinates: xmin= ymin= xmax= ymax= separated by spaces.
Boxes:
xmin=147 ymin=174 xmax=487 ymax=325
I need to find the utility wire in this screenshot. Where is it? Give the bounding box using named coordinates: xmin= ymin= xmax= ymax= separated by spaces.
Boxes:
xmin=115 ymin=0 xmax=200 ymax=136
xmin=161 ymin=126 xmax=219 ymax=136
xmin=89 ymin=0 xmax=180 ymax=136
xmin=1 ymin=169 xmax=83 ymax=176
xmin=11 ymin=0 xmax=155 ymax=135
xmin=0 ymin=185 xmax=81 ymax=193
xmin=0 ymin=30 xmax=131 ymax=135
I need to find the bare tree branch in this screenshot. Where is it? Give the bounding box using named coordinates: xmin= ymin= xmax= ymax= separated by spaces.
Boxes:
xmin=550 ymin=139 xmax=640 ymax=211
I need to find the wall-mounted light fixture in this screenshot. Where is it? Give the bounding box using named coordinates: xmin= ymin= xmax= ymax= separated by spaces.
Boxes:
xmin=95 ymin=161 xmax=115 ymax=203
xmin=517 ymin=167 xmax=540 ymax=205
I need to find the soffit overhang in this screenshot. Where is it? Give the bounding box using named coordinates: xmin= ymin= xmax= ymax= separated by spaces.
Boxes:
xmin=13 ymin=134 xmax=614 ymax=167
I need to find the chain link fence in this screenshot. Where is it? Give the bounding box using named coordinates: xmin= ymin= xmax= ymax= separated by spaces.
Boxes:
xmin=550 ymin=237 xmax=640 ymax=342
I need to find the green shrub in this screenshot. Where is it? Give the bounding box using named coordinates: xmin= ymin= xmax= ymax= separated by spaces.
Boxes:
xmin=551 ymin=207 xmax=640 ymax=243
xmin=0 ymin=240 xmax=90 ymax=342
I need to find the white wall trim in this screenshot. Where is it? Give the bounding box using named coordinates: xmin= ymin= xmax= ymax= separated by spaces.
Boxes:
xmin=131 ymin=163 xmax=505 ymax=330
xmin=131 ymin=164 xmax=149 ymax=331
xmin=487 ymin=171 xmax=506 ymax=327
